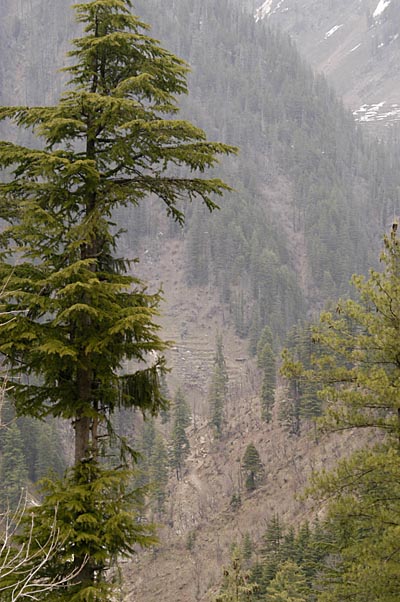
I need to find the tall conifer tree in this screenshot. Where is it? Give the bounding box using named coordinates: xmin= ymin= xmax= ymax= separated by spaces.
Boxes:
xmin=170 ymin=388 xmax=191 ymax=480
xmin=209 ymin=335 xmax=229 ymax=436
xmin=0 ymin=0 xmax=235 ymax=599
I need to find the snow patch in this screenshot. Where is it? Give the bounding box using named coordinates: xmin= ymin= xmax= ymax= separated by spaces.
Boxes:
xmin=255 ymin=0 xmax=286 ymax=22
xmin=353 ymin=101 xmax=400 ymax=125
xmin=255 ymin=0 xmax=273 ymax=21
xmin=324 ymin=24 xmax=344 ymax=40
xmin=373 ymin=0 xmax=391 ymax=18
xmin=274 ymin=0 xmax=286 ymax=12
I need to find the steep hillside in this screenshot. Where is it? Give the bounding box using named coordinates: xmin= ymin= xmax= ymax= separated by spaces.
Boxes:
xmin=124 ymin=402 xmax=365 ymax=601
xmin=251 ymin=0 xmax=400 ymax=132
xmin=131 ymin=0 xmax=400 ymax=340
xmin=1 ymin=1 xmax=400 ymax=600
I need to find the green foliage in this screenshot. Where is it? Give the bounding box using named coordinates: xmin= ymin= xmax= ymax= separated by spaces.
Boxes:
xmin=0 ymin=0 xmax=234 ymax=439
xmin=312 ymin=448 xmax=400 ymax=602
xmin=214 ymin=547 xmax=257 ymax=602
xmin=169 ymin=388 xmax=191 ymax=479
xmin=214 ymin=517 xmax=329 ymax=601
xmin=0 ymin=423 xmax=28 ymax=510
xmin=132 ymin=0 xmax=400 ymax=347
xmin=282 ymin=227 xmax=400 ymax=601
xmin=266 ymin=560 xmax=310 ymax=602
xmin=186 ymin=530 xmax=197 ymax=552
xmin=34 ymin=420 xmax=67 ymax=481
xmin=0 ymin=0 xmax=233 ymax=597
xmin=209 ymin=335 xmax=229 ymax=437
xmin=230 ymin=492 xmax=242 ymax=512
xmin=258 ymin=515 xmax=285 ymax=589
xmin=257 ymin=339 xmax=276 ymax=423
xmin=4 ymin=462 xmax=155 ymax=602
xmin=247 ymin=517 xmax=329 ymax=600
xmin=0 ymin=398 xmax=66 ymax=485
xmin=148 ymin=432 xmax=169 ymax=516
xmin=280 ymin=323 xmax=322 ymax=435
xmin=286 ymin=227 xmax=400 ymax=439
xmin=242 ymin=444 xmax=263 ymax=492
xmin=241 ymin=533 xmax=253 ymax=566
xmin=132 ymin=419 xmax=169 ymax=516
xmin=135 ymin=418 xmax=157 ymax=489
xmin=158 ymin=372 xmax=171 ymax=424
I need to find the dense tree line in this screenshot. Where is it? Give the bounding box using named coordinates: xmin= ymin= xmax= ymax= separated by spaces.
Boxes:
xmin=215 ymin=516 xmax=329 ymax=601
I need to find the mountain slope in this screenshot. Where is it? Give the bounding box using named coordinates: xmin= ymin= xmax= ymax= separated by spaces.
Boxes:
xmin=1 ymin=1 xmax=400 ymax=600
xmin=251 ymin=0 xmax=400 ymax=131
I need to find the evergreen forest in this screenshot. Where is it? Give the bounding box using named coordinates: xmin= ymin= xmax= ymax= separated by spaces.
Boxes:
xmin=0 ymin=0 xmax=400 ymax=601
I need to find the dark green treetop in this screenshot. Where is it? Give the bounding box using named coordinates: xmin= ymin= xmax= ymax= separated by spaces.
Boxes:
xmin=209 ymin=334 xmax=229 ymax=436
xmin=265 ymin=560 xmax=310 ymax=602
xmin=170 ymin=387 xmax=191 ymax=480
xmin=242 ymin=443 xmax=263 ymax=492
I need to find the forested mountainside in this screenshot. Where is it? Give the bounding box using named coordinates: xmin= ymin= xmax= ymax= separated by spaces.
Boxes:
xmin=2 ymin=0 xmax=400 ymax=343
xmin=250 ymin=0 xmax=400 ymax=131
xmin=1 ymin=1 xmax=400 ymax=601
xmin=132 ymin=0 xmax=400 ymax=343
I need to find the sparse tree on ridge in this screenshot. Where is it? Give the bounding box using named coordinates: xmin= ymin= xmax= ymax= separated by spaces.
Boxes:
xmin=242 ymin=443 xmax=263 ymax=492
xmin=170 ymin=388 xmax=191 ymax=480
xmin=209 ymin=335 xmax=229 ymax=437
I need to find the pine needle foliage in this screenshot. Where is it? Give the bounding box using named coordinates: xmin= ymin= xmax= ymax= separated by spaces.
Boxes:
xmin=214 ymin=547 xmax=257 ymax=602
xmin=209 ymin=335 xmax=229 ymax=437
xmin=7 ymin=462 xmax=155 ymax=602
xmin=170 ymin=388 xmax=191 ymax=480
xmin=242 ymin=443 xmax=263 ymax=492
xmin=282 ymin=226 xmax=400 ymax=601
xmin=0 ymin=0 xmax=235 ymax=598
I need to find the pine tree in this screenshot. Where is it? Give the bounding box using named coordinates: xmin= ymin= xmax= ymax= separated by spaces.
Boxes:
xmin=13 ymin=462 xmax=156 ymax=602
xmin=133 ymin=419 xmax=169 ymax=515
xmin=280 ymin=322 xmax=322 ymax=434
xmin=135 ymin=418 xmax=157 ymax=488
xmin=148 ymin=432 xmax=169 ymax=516
xmin=0 ymin=423 xmax=28 ymax=510
xmin=265 ymin=560 xmax=310 ymax=602
xmin=170 ymin=388 xmax=191 ymax=480
xmin=242 ymin=443 xmax=264 ymax=492
xmin=258 ymin=515 xmax=285 ymax=593
xmin=214 ymin=547 xmax=257 ymax=602
xmin=241 ymin=532 xmax=253 ymax=567
xmin=256 ymin=326 xmax=274 ymax=359
xmin=159 ymin=372 xmax=171 ymax=424
xmin=282 ymin=226 xmax=400 ymax=602
xmin=258 ymin=341 xmax=276 ymax=422
xmin=209 ymin=335 xmax=229 ymax=437
xmin=0 ymin=0 xmax=234 ymax=598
